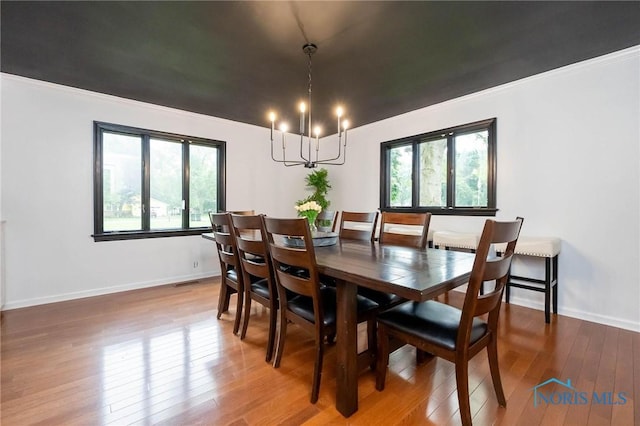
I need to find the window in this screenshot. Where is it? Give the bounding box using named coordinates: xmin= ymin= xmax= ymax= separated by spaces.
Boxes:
xmin=93 ymin=122 xmax=225 ymax=241
xmin=380 ymin=118 xmax=496 ymax=215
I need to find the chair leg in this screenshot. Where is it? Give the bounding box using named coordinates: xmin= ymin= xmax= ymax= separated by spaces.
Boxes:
xmin=367 ymin=318 xmax=377 ymax=370
xmin=375 ymin=324 xmax=390 ymax=391
xmin=310 ymin=334 xmax=325 ymax=403
xmin=217 ymin=282 xmax=231 ymax=319
xmin=265 ymin=304 xmax=277 ymax=363
xmin=487 ymin=335 xmax=506 ymax=406
xmin=455 ymin=360 xmax=472 ymax=426
xmin=240 ymin=296 xmax=252 ymax=339
xmin=232 ymin=288 xmax=244 ymax=335
xmin=273 ymin=310 xmax=288 ymax=368
xmin=416 ymin=348 xmax=434 ymax=364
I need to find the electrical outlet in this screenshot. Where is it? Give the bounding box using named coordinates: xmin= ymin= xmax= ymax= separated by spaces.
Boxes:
xmin=193 ymin=260 xmax=199 ymax=268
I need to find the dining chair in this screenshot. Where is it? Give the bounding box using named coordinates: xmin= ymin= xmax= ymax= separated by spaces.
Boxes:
xmin=316 ymin=209 xmax=338 ymax=232
xmin=227 ymin=210 xmax=255 ymax=216
xmin=378 ymin=211 xmax=431 ymax=249
xmin=375 ymin=218 xmax=523 ymax=426
xmin=209 ymin=212 xmax=244 ymax=335
xmin=262 ymin=216 xmax=379 ymax=403
xmin=337 ymin=211 xmax=379 ymax=242
xmin=334 ymin=211 xmax=404 ymax=309
xmin=230 ymin=213 xmax=278 ymax=362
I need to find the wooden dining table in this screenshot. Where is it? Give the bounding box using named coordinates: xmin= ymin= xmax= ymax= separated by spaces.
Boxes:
xmin=313 ymin=239 xmax=476 ymax=417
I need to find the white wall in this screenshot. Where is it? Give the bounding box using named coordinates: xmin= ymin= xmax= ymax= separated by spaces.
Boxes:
xmin=2 ymin=46 xmax=639 ymax=332
xmin=329 ymin=46 xmax=640 ymax=332
xmin=0 ymin=75 xmax=310 ymax=308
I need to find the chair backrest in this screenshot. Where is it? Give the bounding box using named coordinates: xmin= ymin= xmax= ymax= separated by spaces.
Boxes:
xmin=209 ymin=212 xmax=241 ymax=272
xmin=338 ymin=211 xmax=379 ymax=242
xmin=230 ymin=214 xmax=273 ymax=283
xmin=378 ymin=212 xmax=431 ymax=249
xmin=316 ymin=210 xmax=338 ymax=232
xmin=459 ymin=218 xmax=523 ymax=345
xmin=262 ymin=217 xmax=324 ymax=317
xmin=228 ymin=210 xmax=255 ymax=216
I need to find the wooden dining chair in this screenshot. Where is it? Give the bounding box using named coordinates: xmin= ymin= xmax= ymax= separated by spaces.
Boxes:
xmin=227 ymin=210 xmax=255 ymax=216
xmin=334 ymin=210 xmax=403 ymax=309
xmin=230 ymin=213 xmax=278 ymax=362
xmin=337 ymin=211 xmax=379 ymax=242
xmin=316 ymin=209 xmax=338 ymax=232
xmin=209 ymin=212 xmax=244 ymax=335
xmin=375 ymin=218 xmax=523 ymax=426
xmin=262 ymin=216 xmax=379 ymax=403
xmin=378 ymin=211 xmax=431 ymax=249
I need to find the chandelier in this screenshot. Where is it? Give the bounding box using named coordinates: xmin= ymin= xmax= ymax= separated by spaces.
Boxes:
xmin=268 ymin=43 xmax=349 ymax=168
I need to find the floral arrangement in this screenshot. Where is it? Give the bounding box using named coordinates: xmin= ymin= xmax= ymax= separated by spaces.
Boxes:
xmin=295 ymin=200 xmax=322 ymax=232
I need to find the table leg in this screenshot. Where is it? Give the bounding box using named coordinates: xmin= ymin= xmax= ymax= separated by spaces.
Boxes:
xmin=335 ymin=278 xmax=358 ymax=417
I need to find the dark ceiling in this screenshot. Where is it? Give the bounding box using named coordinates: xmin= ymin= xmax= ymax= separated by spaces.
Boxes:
xmin=2 ymin=1 xmax=639 ymax=134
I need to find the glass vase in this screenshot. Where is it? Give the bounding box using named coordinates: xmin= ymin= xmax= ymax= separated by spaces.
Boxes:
xmin=306 ymin=212 xmax=318 ymax=234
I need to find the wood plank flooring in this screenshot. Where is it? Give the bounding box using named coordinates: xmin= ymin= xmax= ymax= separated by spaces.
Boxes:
xmin=1 ymin=278 xmax=638 ymax=425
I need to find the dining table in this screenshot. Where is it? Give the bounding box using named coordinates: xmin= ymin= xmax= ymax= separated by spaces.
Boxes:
xmin=313 ymin=239 xmax=475 ymax=417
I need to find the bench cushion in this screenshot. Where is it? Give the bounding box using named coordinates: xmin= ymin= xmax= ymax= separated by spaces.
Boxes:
xmin=496 ymin=236 xmax=561 ymax=257
xmin=433 ymin=231 xmax=480 ymax=250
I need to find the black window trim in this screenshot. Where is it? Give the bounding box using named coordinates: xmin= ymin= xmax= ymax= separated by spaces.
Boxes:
xmin=380 ymin=118 xmax=497 ymax=216
xmin=93 ymin=121 xmax=226 ymax=241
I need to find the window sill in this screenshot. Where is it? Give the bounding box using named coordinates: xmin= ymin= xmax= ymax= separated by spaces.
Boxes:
xmin=381 ymin=207 xmax=498 ymax=217
xmin=93 ymin=228 xmax=210 ymax=242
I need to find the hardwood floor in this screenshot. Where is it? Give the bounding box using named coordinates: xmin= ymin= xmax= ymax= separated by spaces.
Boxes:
xmin=1 ymin=278 xmax=638 ymax=425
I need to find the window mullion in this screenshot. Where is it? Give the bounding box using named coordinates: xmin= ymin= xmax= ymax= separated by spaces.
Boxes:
xmin=447 ymin=133 xmax=455 ymax=208
xmin=142 ymin=135 xmax=151 ymax=230
xmin=412 ymin=140 xmax=420 ymax=208
xmin=182 ymin=141 xmax=190 ymax=229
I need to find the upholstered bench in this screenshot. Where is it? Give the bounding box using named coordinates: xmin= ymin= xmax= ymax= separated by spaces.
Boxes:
xmin=496 ymin=236 xmax=561 ymax=323
xmin=433 ymin=230 xmax=480 ymax=252
xmin=433 ymin=230 xmax=482 ymax=293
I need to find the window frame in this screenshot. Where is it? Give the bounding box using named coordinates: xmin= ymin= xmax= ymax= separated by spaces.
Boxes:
xmin=93 ymin=121 xmax=226 ymax=241
xmin=380 ymin=118 xmax=497 ymax=216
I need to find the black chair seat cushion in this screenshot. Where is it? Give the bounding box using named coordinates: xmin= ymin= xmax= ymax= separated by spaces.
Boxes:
xmin=377 ymin=300 xmax=488 ymax=351
xmin=250 ymin=278 xmax=271 ymax=299
xmin=226 ymin=268 xmax=239 ymax=282
xmin=288 ymin=286 xmax=379 ymax=327
xmin=357 ymin=287 xmax=405 ymax=308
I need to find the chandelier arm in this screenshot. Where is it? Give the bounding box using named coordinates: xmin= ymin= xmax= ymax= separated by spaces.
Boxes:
xmin=314 ymin=131 xmax=347 ymax=162
xmin=313 ymin=158 xmax=346 ymax=166
xmin=299 ymin=136 xmax=310 ymax=162
xmin=270 ymin=138 xmax=307 ymax=166
xmin=314 ymin=141 xmax=347 ymax=165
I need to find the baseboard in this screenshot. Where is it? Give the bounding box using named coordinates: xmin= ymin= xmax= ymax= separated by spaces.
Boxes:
xmin=1 ymin=272 xmax=218 ymax=311
xmin=506 ymin=295 xmax=640 ymax=333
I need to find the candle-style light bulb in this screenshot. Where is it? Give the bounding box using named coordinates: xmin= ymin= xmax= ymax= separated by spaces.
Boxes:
xmin=342 ymin=119 xmax=349 ymax=146
xmin=299 ymin=102 xmax=306 ymax=134
xmin=314 ymin=126 xmax=321 ymax=150
xmin=268 ymin=111 xmax=277 ymax=140
xmin=280 ymin=122 xmax=288 ymax=148
xmin=336 ymin=106 xmax=344 ymax=135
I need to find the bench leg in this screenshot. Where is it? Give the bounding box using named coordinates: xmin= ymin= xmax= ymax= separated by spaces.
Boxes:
xmin=545 ymin=257 xmax=551 ymax=323
xmin=552 ymin=255 xmax=558 ymax=314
